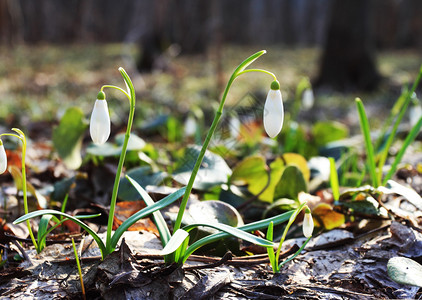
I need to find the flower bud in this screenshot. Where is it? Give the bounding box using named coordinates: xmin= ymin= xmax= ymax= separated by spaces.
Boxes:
xmin=303 ymin=208 xmax=314 ymax=238
xmin=90 ymin=92 xmax=110 ymax=145
xmin=0 ymin=139 xmax=7 ymax=174
xmin=263 ymin=80 xmax=284 ymax=138
xmin=302 ymin=88 xmax=314 ymax=110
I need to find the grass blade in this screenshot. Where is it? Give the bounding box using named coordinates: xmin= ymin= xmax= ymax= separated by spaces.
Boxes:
xmin=14 ymin=210 xmax=106 ymax=258
xmin=182 ymin=222 xmax=274 ymax=248
xmin=266 ymin=221 xmax=278 ymax=272
xmin=329 ymin=157 xmax=340 ymax=201
xmin=126 ymin=175 xmax=171 ymax=246
xmin=37 ymin=214 xmax=53 ymax=251
xmin=355 ymin=98 xmax=378 ymax=187
xmin=161 ymin=229 xmax=189 ymax=256
xmin=383 ymin=117 xmax=422 ymax=184
xmin=183 ymin=210 xmax=294 ymax=263
xmin=111 ymin=187 xmax=186 ymax=249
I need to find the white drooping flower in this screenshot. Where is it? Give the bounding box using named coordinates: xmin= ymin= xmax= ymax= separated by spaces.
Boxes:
xmin=409 ymin=104 xmax=422 ymax=128
xmin=303 ymin=208 xmax=314 ymax=238
xmin=184 ymin=115 xmax=197 ymax=137
xmin=263 ymin=80 xmax=284 ymax=138
xmin=0 ymin=139 xmax=7 ymax=174
xmin=302 ymin=88 xmax=314 ymax=110
xmin=90 ymin=91 xmax=111 ymax=145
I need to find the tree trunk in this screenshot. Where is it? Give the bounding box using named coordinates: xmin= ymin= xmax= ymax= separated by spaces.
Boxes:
xmin=315 ymin=0 xmax=381 ymax=91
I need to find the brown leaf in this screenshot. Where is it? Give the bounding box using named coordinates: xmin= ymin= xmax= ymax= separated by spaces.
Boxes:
xmin=312 ymin=203 xmax=345 ymax=230
xmin=113 ymin=201 xmax=158 ymax=234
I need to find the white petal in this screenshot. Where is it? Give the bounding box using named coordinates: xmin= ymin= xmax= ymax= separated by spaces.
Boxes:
xmin=0 ymin=144 xmax=7 ymax=174
xmin=263 ymin=89 xmax=284 ymax=138
xmin=303 ymin=213 xmax=314 ymax=238
xmin=90 ymin=99 xmax=111 ymax=145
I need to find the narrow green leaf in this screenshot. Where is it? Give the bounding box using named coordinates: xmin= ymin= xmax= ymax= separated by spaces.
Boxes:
xmin=126 ymin=175 xmax=171 ymax=246
xmin=266 ymin=221 xmax=278 ymax=273
xmin=233 ymin=50 xmax=266 ymax=77
xmin=161 ymin=229 xmax=189 ymax=256
xmin=110 ymin=187 xmax=186 ymax=249
xmin=183 ymin=222 xmax=274 ymax=248
xmin=37 ymin=214 xmax=53 ymax=251
xmin=329 ymin=157 xmax=340 ymax=201
xmin=175 ymin=235 xmax=190 ymax=264
xmin=383 ymin=117 xmax=422 ymax=185
xmin=38 ymin=214 xmax=101 ymax=250
xmin=355 ymin=98 xmax=378 ymax=187
xmin=183 ymin=210 xmax=294 ymax=262
xmin=14 ymin=210 xmax=106 ymax=258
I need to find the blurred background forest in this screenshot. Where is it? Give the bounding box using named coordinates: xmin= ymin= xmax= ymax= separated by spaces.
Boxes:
xmin=0 ymin=0 xmax=421 ymax=131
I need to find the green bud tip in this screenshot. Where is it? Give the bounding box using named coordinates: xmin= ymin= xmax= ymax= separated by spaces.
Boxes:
xmin=97 ymin=91 xmax=106 ymax=100
xmin=271 ymin=80 xmax=280 ymax=90
xmin=305 ymin=207 xmax=311 ymax=214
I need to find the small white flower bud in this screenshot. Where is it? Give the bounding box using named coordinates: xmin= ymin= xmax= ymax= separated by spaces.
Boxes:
xmin=302 ymin=88 xmax=314 ymax=110
xmin=263 ymin=80 xmax=284 ymax=138
xmin=90 ymin=92 xmax=111 ymax=145
xmin=303 ymin=209 xmax=314 ymax=238
xmin=0 ymin=140 xmax=7 ymax=174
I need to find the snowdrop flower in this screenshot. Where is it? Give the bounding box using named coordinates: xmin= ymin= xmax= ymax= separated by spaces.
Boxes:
xmin=263 ymin=80 xmax=284 ymax=138
xmin=0 ymin=139 xmax=6 ymax=174
xmin=184 ymin=115 xmax=197 ymax=137
xmin=302 ymin=88 xmax=314 ymax=110
xmin=303 ymin=207 xmax=314 ymax=238
xmin=409 ymin=104 xmax=422 ymax=128
xmin=90 ymin=91 xmax=110 ymax=145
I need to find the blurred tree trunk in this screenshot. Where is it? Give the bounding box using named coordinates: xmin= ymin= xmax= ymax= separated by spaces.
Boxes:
xmin=316 ymin=0 xmax=381 ymax=91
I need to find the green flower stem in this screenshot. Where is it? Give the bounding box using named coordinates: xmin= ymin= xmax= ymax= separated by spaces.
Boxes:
xmin=172 ymin=50 xmax=274 ymax=233
xmin=102 ymin=68 xmax=136 ymax=254
xmin=100 ymin=85 xmax=130 ymax=100
xmin=274 ymin=202 xmax=306 ymax=269
xmin=278 ymin=236 xmax=311 ymax=268
xmin=237 ymin=69 xmax=277 ymax=81
xmin=1 ymin=130 xmax=38 ymax=251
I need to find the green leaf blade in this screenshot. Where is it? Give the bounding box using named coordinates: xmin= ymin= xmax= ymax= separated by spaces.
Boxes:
xmin=161 ymin=229 xmax=189 ymax=256
xmin=110 ymin=187 xmax=186 ymax=249
xmin=183 ymin=222 xmax=274 ymax=248
xmin=14 ymin=210 xmax=106 ymax=258
xmin=355 ymin=98 xmax=378 ymax=187
xmin=126 ymin=175 xmax=171 ymax=246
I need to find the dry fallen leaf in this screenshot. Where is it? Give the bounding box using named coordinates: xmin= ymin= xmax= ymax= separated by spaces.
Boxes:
xmin=113 ymin=201 xmax=159 ymax=234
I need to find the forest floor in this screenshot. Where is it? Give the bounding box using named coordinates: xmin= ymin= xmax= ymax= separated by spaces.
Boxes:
xmin=0 ymin=44 xmax=422 ymax=299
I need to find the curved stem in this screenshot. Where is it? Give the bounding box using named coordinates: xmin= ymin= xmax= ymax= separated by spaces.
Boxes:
xmin=172 ymin=51 xmax=275 ymax=233
xmin=101 ymin=85 xmax=130 ymax=101
xmin=10 ymin=129 xmax=38 ymax=251
xmin=105 ymin=68 xmax=136 ymax=254
xmin=237 ymin=69 xmax=277 ymax=81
